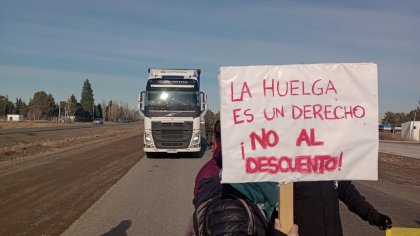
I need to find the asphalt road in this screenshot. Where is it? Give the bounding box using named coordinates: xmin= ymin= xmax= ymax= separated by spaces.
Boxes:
xmin=62 ymin=150 xmax=209 ymax=236
xmin=379 ymin=140 xmax=420 ymax=159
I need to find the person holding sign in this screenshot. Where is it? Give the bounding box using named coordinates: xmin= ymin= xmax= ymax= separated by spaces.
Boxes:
xmin=218 ymin=63 xmax=393 ymax=236
xmin=293 ymin=180 xmax=392 ymax=235
xmin=190 ymin=121 xmax=299 ymax=236
xmin=195 ymin=121 xmax=391 ymax=236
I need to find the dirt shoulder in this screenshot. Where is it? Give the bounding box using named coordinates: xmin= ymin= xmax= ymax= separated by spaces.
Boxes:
xmin=0 ymin=123 xmax=139 ymax=162
xmin=0 ymin=126 xmax=144 ymax=236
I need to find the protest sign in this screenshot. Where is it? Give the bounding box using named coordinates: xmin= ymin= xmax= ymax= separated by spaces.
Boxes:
xmin=219 ymin=63 xmax=378 ymax=183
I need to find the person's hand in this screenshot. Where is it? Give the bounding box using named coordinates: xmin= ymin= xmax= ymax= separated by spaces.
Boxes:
xmin=369 ymin=212 xmax=392 ymax=230
xmin=377 ymin=214 xmax=392 ymax=230
xmin=274 ymin=219 xmax=299 ymax=236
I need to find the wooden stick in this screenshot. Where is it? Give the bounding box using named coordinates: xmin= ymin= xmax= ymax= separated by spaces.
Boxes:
xmin=279 ymin=182 xmax=294 ymax=234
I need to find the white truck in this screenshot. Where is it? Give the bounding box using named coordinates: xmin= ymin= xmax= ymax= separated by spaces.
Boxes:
xmin=138 ymin=68 xmax=207 ymax=157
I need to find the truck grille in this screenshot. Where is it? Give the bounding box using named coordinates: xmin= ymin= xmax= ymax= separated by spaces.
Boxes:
xmin=151 ymin=121 xmax=193 ymax=149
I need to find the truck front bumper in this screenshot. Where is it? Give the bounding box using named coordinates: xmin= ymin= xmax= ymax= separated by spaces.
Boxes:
xmin=143 ymin=146 xmax=201 ymax=153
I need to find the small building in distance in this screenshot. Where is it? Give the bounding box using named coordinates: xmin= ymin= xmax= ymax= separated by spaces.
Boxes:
xmin=7 ymin=114 xmax=24 ymax=122
xmin=378 ymin=123 xmax=393 ymax=132
xmin=401 ymin=121 xmax=420 ymax=141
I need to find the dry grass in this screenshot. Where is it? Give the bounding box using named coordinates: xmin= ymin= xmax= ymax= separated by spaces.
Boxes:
xmin=0 ymin=120 xmax=85 ymax=129
xmin=379 ymin=132 xmax=412 ymax=141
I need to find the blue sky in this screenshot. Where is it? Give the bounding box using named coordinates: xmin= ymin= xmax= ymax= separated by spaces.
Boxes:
xmin=1 ymin=0 xmax=419 ymax=118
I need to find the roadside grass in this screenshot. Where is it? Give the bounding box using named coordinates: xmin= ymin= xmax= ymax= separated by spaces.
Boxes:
xmin=379 ymin=132 xmax=412 ymax=141
xmin=0 ymin=120 xmax=85 ymax=129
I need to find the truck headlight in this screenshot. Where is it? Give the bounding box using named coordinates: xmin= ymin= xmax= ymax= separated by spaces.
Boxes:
xmin=191 ymin=131 xmax=200 ymax=145
xmin=145 ymin=133 xmax=153 ymax=144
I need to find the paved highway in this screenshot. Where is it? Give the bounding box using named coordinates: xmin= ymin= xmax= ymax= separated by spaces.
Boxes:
xmin=62 ymin=151 xmax=209 ymax=236
xmin=379 ymin=140 xmax=420 ymax=159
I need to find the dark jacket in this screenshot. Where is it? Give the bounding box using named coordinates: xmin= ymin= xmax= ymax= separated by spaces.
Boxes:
xmin=193 ymin=176 xmax=268 ymax=236
xmin=193 ymin=176 xmax=286 ymax=236
xmin=194 ymin=121 xmax=222 ymax=196
xmin=294 ymin=181 xmax=380 ymax=236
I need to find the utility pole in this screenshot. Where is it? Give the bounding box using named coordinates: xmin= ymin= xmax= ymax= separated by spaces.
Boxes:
xmin=413 ymin=110 xmax=417 ymax=140
xmin=58 ymin=102 xmax=61 ymax=124
xmin=65 ymin=100 xmax=69 ymax=123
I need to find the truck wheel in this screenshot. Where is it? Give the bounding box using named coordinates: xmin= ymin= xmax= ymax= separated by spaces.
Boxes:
xmin=191 ymin=152 xmax=201 ymax=158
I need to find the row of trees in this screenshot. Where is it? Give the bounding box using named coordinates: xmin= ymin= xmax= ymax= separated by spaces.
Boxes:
xmin=1 ymin=79 xmax=140 ymax=122
xmin=204 ymin=109 xmax=220 ymax=126
xmin=0 ymin=96 xmax=29 ymax=117
xmin=101 ymin=100 xmax=140 ymax=122
xmin=382 ymin=101 xmax=420 ymax=126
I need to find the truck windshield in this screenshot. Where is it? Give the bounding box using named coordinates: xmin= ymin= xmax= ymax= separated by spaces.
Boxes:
xmin=146 ymin=88 xmax=199 ymax=110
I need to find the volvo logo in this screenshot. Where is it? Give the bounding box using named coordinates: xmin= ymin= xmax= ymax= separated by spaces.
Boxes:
xmin=165 ymin=112 xmax=178 ymax=117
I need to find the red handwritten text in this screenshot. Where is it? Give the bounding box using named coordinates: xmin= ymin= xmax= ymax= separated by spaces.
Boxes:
xmin=292 ymin=104 xmax=366 ymax=120
xmin=231 ymin=81 xmax=252 ymax=102
xmin=264 ymin=106 xmax=285 ymax=120
xmin=263 ymin=79 xmax=337 ymax=97
xmin=233 ymin=108 xmax=254 ymax=124
xmin=249 ymin=128 xmax=280 ymax=150
xmin=296 ymin=128 xmax=324 ymax=147
xmin=245 ymin=152 xmax=343 ymax=174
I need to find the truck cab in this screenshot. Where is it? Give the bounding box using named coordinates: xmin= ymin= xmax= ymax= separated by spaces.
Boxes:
xmin=138 ymin=68 xmax=207 ymax=157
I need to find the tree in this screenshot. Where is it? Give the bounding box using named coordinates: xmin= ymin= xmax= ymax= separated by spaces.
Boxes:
xmin=382 ymin=112 xmax=394 ymax=125
xmin=102 ymin=99 xmax=139 ymax=122
xmin=382 ymin=102 xmax=420 ymax=126
xmin=214 ymin=112 xmax=220 ymax=121
xmin=96 ymin=103 xmax=103 ymax=118
xmin=28 ymin=91 xmax=55 ymax=120
xmin=105 ymin=100 xmax=113 ymax=121
xmin=48 ymin=94 xmax=58 ymax=117
xmin=67 ymin=94 xmax=78 ymax=117
xmin=0 ymin=95 xmax=14 ymax=118
xmin=107 ymin=100 xmax=119 ymax=122
xmin=204 ymin=109 xmax=216 ymax=125
xmin=14 ymin=98 xmax=28 ymax=116
xmin=59 ymin=101 xmax=67 ymax=119
xmin=413 ymin=101 xmax=419 ymax=120
xmin=80 ymin=79 xmax=94 ymax=120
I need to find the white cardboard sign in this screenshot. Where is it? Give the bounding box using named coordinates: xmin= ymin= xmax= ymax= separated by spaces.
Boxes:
xmin=219 ymin=63 xmax=378 ymax=183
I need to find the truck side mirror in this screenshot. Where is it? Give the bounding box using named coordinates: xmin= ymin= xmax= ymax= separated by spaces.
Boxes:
xmin=200 ymin=92 xmax=208 ymax=112
xmin=139 ymin=91 xmax=145 ymax=112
